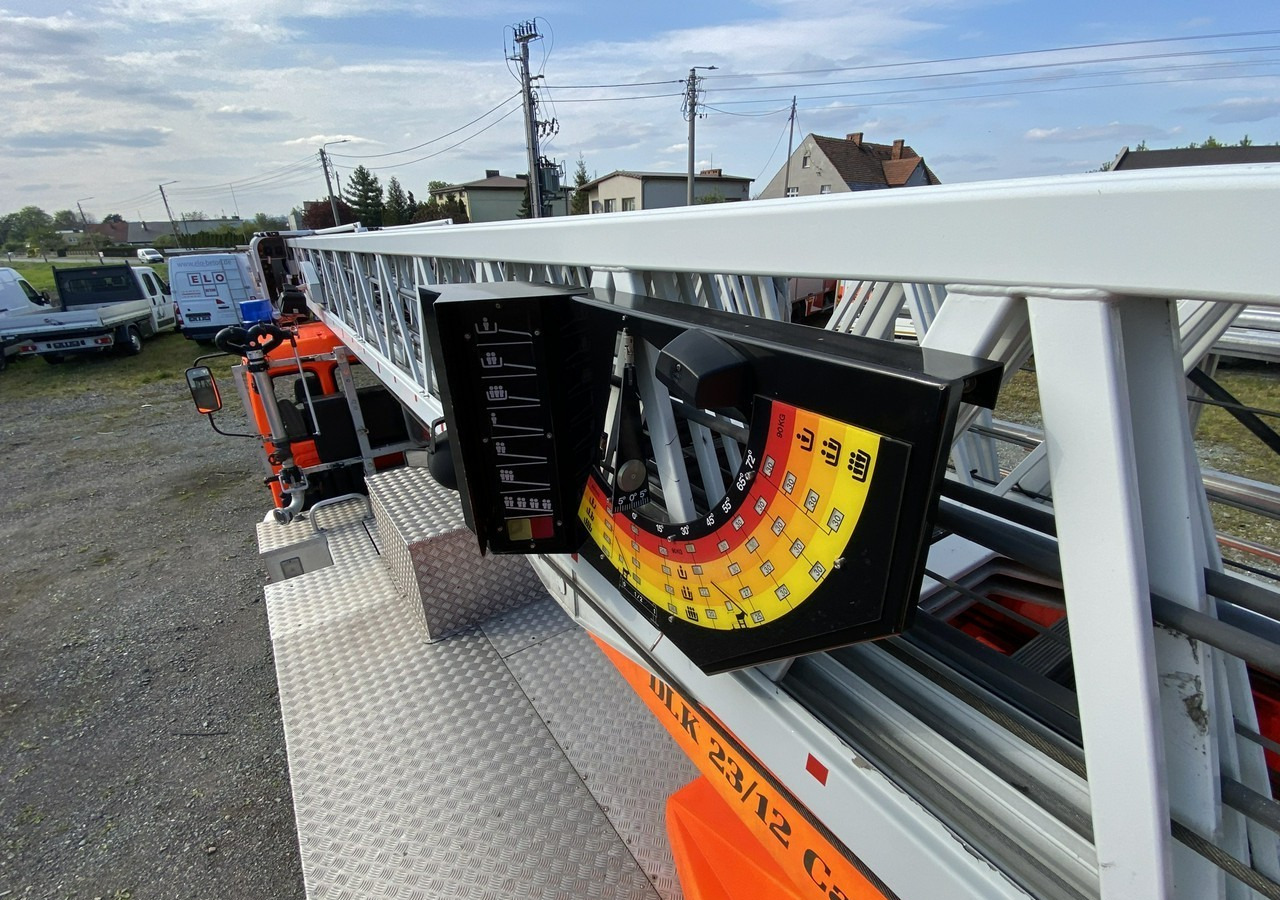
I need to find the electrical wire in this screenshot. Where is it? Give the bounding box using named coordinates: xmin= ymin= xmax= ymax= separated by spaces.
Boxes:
xmin=330 ymin=92 xmax=522 ymax=160
xmin=752 ymin=115 xmax=793 ymax=182
xmin=706 ymin=57 xmax=1280 ymax=106
xmin=361 ymin=103 xmax=523 ymax=171
xmin=537 ymin=91 xmax=686 ymax=104
xmin=712 ymin=68 xmax=1280 ymax=113
xmin=544 ymin=78 xmax=687 ymax=89
xmin=704 ymin=104 xmax=792 ymax=117
xmin=700 ymin=28 xmax=1280 ymax=81
xmin=699 ymin=44 xmax=1280 ymax=95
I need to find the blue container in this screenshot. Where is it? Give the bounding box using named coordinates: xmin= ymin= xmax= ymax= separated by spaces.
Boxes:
xmin=239 ymin=298 xmax=274 ymax=324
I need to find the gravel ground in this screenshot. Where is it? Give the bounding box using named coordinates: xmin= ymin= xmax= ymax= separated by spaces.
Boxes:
xmin=0 ymin=371 xmax=304 ymax=898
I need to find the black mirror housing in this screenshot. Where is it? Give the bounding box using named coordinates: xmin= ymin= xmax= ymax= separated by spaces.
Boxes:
xmin=185 ymin=366 xmax=222 ymax=414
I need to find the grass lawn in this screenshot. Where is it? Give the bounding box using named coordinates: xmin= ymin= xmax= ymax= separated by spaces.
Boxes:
xmin=4 ymin=258 xmax=170 ymax=298
xmin=0 ymin=330 xmax=236 ymax=397
xmin=994 ymin=361 xmax=1280 ymax=569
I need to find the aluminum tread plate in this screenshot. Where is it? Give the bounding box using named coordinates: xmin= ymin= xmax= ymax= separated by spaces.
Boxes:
xmin=368 ymin=466 xmax=546 ymax=640
xmin=499 ymin=618 xmax=697 ymax=899
xmin=267 ymin=548 xmax=674 ymax=897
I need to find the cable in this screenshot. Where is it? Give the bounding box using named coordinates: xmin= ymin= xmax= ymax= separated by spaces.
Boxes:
xmin=537 ymin=91 xmax=686 ymax=104
xmin=330 ymin=92 xmax=522 ymax=160
xmin=704 ymin=104 xmax=792 ymax=117
xmin=709 ymin=66 xmax=1280 ymax=109
xmin=701 ymin=28 xmax=1280 ymax=81
xmin=700 ymin=44 xmax=1280 ymax=96
xmin=362 ymin=103 xmax=523 ymax=171
xmin=752 ymin=116 xmax=792 ymax=182
xmin=543 ymin=78 xmax=687 ymax=89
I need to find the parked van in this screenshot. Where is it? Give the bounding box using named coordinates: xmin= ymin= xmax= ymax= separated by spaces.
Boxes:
xmin=0 ymin=267 xmax=52 ymax=371
xmin=169 ymin=252 xmax=263 ymax=342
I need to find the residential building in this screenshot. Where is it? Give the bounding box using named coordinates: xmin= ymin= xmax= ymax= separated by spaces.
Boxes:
xmin=580 ymin=170 xmax=752 ymax=213
xmin=1110 ymin=144 xmax=1280 ymax=170
xmin=757 ymin=133 xmax=940 ymax=199
xmin=429 ymin=171 xmax=535 ymax=222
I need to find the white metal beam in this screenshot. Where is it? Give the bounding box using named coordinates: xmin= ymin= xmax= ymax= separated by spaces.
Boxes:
xmin=1028 ymin=293 xmax=1172 ymax=899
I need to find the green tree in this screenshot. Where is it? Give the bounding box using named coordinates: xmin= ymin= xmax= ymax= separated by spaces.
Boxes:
xmin=9 ymin=206 xmax=52 ymax=244
xmin=52 ymin=209 xmax=78 ymax=229
xmin=409 ymin=199 xmax=444 ymax=223
xmin=570 ymin=155 xmax=590 ymax=215
xmin=428 ymin=180 xmax=450 ymax=193
xmin=384 ymin=176 xmax=411 ymax=226
xmin=102 ymin=213 xmax=124 ymax=224
xmin=516 ymin=179 xmax=531 ymax=219
xmin=301 ymin=198 xmax=356 ymax=230
xmin=694 ymin=190 xmax=727 ymax=204
xmin=342 ymin=165 xmax=384 ymax=227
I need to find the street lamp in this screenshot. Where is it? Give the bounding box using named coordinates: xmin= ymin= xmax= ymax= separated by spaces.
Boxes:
xmin=320 ymin=139 xmax=350 ymax=225
xmin=158 ymin=181 xmax=181 ymax=248
xmin=685 ymin=65 xmax=717 ymax=206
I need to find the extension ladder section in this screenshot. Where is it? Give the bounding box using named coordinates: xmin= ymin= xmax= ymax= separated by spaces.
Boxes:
xmin=271 ymin=166 xmax=1280 ymax=900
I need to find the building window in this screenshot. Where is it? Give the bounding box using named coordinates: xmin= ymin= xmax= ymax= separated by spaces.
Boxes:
xmin=603 ymin=198 xmax=616 ymax=212
xmin=621 ymin=197 xmax=635 ymax=211
xmin=819 ymin=184 xmax=831 ymax=194
xmin=591 ymin=201 xmax=602 ymax=214
xmin=801 ymin=154 xmax=811 ymax=169
xmin=785 ymin=187 xmax=799 ymax=197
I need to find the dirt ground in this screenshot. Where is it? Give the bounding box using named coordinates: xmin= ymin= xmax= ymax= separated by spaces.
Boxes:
xmin=0 ymin=359 xmax=304 ymax=898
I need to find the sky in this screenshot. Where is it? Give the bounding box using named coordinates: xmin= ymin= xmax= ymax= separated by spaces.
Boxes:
xmin=2 ymin=0 xmax=1279 ymax=223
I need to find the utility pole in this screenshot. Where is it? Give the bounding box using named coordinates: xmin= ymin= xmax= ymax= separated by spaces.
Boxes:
xmin=319 ymin=148 xmax=339 ymax=225
xmin=783 ymin=96 xmax=798 ymax=198
xmin=76 ymin=197 xmax=95 ymax=257
xmin=229 ymin=183 xmax=240 ymax=219
xmin=683 ymin=65 xmax=717 ymax=206
xmin=158 ymin=181 xmax=180 ymax=249
xmin=510 ymin=20 xmax=544 ymax=218
xmin=319 ymin=139 xmax=349 ymax=226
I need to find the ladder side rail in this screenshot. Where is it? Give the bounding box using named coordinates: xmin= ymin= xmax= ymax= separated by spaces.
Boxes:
xmin=287 ymin=168 xmax=1280 ymax=305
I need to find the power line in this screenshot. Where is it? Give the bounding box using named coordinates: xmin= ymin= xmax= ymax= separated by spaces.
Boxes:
xmin=704 ymin=104 xmax=792 ymax=117
xmin=330 ymin=92 xmax=522 ymax=160
xmin=361 ymin=103 xmax=524 ymax=172
xmin=706 ymin=57 xmax=1280 ymax=107
xmin=543 ymin=78 xmax=686 ymax=89
xmin=535 ymin=91 xmax=686 ymax=103
xmin=699 ymin=44 xmax=1280 ymax=95
xmin=752 ymin=115 xmax=793 ymax=182
xmin=717 ymin=68 xmax=1280 ymax=114
xmin=700 ymin=28 xmax=1280 ymax=81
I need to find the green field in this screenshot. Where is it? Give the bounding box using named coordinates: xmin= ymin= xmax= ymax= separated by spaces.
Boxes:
xmin=0 ymin=328 xmax=234 ymax=396
xmin=3 ymin=258 xmax=170 ymax=298
xmin=996 ymin=363 xmax=1280 ymax=568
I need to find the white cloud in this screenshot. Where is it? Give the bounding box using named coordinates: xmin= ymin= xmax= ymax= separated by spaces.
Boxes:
xmin=1024 ymin=122 xmax=1166 ymax=144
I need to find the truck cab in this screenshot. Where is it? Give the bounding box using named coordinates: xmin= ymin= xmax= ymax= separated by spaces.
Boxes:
xmin=0 ymin=264 xmax=175 ymax=362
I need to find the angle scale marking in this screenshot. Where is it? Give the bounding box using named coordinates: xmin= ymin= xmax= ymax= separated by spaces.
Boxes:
xmin=579 ymin=397 xmax=883 ymax=632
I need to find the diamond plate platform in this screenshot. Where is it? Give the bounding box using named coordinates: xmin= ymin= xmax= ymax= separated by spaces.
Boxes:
xmin=263 ymin=493 xmax=690 ymax=899
xmin=367 ymin=466 xmax=547 ymax=640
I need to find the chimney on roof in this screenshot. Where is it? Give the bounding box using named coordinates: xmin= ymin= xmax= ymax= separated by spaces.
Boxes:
xmin=699 ymin=168 xmax=722 ymax=177
xmin=485 ymin=169 xmax=499 ymax=178
xmin=847 ymin=132 xmax=863 ymax=145
xmin=892 ymin=139 xmax=904 ymax=160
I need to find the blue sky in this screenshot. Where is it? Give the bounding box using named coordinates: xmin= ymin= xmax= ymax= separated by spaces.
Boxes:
xmin=2 ymin=0 xmax=1278 ymax=221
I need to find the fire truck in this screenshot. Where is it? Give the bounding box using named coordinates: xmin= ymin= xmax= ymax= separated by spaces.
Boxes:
xmin=188 ymin=167 xmax=1280 ymax=900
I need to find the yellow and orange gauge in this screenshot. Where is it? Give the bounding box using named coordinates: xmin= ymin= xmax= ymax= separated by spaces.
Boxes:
xmin=579 ymin=396 xmax=885 ymax=631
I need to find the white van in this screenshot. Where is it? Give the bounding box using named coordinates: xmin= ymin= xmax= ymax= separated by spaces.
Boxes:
xmin=169 ymin=252 xmax=263 ymax=342
xmin=0 ymin=267 xmax=52 ymax=370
